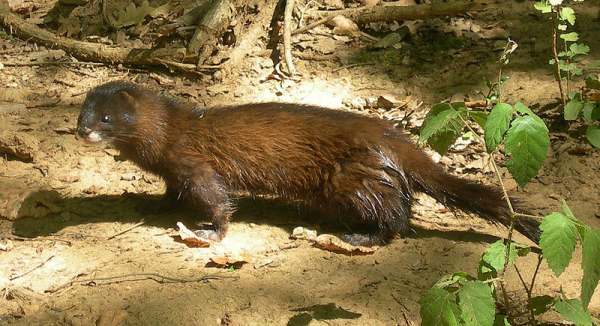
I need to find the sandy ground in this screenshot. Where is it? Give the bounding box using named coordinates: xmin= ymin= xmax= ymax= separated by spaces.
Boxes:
xmin=1 ymin=1 xmax=600 ymax=325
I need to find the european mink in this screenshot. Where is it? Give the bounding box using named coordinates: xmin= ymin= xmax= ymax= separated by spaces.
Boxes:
xmin=76 ymin=81 xmax=540 ymax=245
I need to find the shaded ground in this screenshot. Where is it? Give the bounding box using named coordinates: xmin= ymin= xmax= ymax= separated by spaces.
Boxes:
xmin=1 ymin=1 xmax=600 ymax=325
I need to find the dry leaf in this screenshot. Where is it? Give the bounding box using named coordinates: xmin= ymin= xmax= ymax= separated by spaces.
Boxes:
xmin=329 ymin=16 xmax=359 ymax=36
xmin=208 ymin=253 xmax=251 ymax=269
xmin=290 ymin=226 xmax=317 ymax=241
xmin=111 ymin=0 xmax=155 ymax=28
xmin=177 ymin=222 xmax=210 ymax=248
xmin=313 ymin=234 xmax=378 ymax=255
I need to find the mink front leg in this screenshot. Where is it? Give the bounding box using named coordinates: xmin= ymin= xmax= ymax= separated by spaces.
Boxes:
xmin=179 ymin=167 xmax=234 ymax=241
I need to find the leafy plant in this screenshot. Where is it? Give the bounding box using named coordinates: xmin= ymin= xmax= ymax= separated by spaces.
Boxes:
xmin=418 ymin=39 xmax=599 ymax=325
xmin=534 ymin=0 xmax=600 ymax=148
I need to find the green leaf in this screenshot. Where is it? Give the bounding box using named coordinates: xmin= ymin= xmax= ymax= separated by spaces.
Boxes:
xmin=585 ymin=77 xmax=600 ymax=90
xmin=528 ymin=295 xmax=555 ymax=315
xmin=484 ymin=103 xmax=514 ymax=152
xmin=514 ymin=102 xmax=535 ymax=116
xmin=478 ymin=241 xmax=526 ymax=278
xmin=419 ymin=287 xmax=461 ymax=326
xmin=560 ymin=7 xmax=576 ymax=25
xmin=554 ymin=299 xmax=593 ymax=326
xmin=420 ymin=103 xmax=455 ymax=141
xmin=435 ymin=272 xmax=474 ymax=289
xmin=420 ymin=103 xmax=466 ymax=155
xmin=564 ymin=97 xmax=584 ymax=120
xmin=570 ymin=43 xmax=590 ymax=56
xmin=493 ymin=314 xmax=511 ymax=326
xmin=581 ymin=228 xmax=600 ymax=308
xmin=582 ymin=103 xmax=600 ymax=123
xmin=468 ymin=111 xmax=488 ymax=129
xmin=539 ymin=212 xmax=578 ymax=277
xmin=560 ymin=32 xmax=579 ymax=42
xmin=534 ymin=1 xmax=551 ymax=13
xmin=457 ymin=281 xmax=495 ymax=326
xmin=586 ymin=125 xmax=600 ymax=148
xmin=504 ymin=115 xmax=550 ymax=187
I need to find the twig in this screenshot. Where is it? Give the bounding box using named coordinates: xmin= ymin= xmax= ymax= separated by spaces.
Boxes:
xmin=292 ymin=15 xmax=335 ymax=35
xmin=514 ymin=212 xmax=541 ymax=220
xmin=283 ymin=0 xmax=297 ymax=76
xmin=155 ymin=58 xmax=219 ymax=74
xmin=1 ymin=61 xmax=105 ymax=67
xmin=464 ymin=100 xmax=488 ymax=108
xmin=7 ymin=235 xmax=72 ymax=245
xmin=46 ymin=272 xmax=237 ymax=294
xmin=391 ymin=293 xmax=414 ymax=326
xmin=9 ymin=255 xmax=55 ymax=281
xmin=332 ymin=62 xmax=374 ymax=72
xmin=26 ymin=99 xmax=61 ymax=109
xmin=106 ymin=220 xmax=146 ymax=240
xmin=552 ymin=7 xmax=566 ymax=106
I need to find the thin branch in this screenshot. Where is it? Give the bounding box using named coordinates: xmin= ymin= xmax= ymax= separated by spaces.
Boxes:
xmin=106 ymin=220 xmax=146 ymax=240
xmin=283 ymin=0 xmax=297 ymax=76
xmin=9 ymin=255 xmax=55 ymax=281
xmin=1 ymin=61 xmax=105 ymax=67
xmin=46 ymin=272 xmax=238 ymax=293
xmin=292 ymin=15 xmax=335 ymax=35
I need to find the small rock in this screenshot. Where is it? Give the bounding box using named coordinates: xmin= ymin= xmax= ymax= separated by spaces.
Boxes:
xmin=120 ymin=173 xmax=137 ymax=181
xmin=0 ymin=131 xmax=39 ymax=162
xmin=0 ymin=240 xmax=14 ymax=251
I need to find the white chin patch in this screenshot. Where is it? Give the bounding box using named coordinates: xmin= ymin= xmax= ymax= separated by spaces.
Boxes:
xmin=86 ymin=131 xmax=103 ymax=143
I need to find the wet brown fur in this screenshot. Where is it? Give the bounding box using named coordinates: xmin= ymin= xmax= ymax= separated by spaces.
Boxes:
xmin=77 ymin=81 xmax=541 ymax=244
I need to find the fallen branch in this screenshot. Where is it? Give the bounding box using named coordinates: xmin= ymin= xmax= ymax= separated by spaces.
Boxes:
xmin=46 ymin=272 xmax=238 ymax=293
xmin=308 ymin=0 xmax=488 ymax=25
xmin=282 ymin=0 xmax=297 ymax=75
xmin=0 ymin=2 xmax=187 ymax=67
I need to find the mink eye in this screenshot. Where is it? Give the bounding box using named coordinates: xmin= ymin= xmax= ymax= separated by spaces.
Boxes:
xmin=101 ymin=114 xmax=111 ymax=123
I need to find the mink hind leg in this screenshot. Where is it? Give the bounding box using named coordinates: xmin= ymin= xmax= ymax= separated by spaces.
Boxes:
xmin=326 ymin=157 xmax=415 ymax=246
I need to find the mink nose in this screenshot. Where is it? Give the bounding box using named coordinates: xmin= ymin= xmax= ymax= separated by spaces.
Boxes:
xmin=77 ymin=126 xmax=92 ymax=138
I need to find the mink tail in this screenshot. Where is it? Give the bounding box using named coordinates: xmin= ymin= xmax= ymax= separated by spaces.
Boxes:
xmin=402 ymin=145 xmax=541 ymax=244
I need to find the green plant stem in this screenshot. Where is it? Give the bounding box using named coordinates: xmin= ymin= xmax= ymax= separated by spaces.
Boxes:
xmin=552 ymin=7 xmax=566 ymax=106
xmin=515 ymin=264 xmax=538 ymax=326
xmin=529 ymin=255 xmax=543 ymax=296
xmin=456 ymin=113 xmax=516 ymax=321
xmin=564 ymin=39 xmax=571 ymax=95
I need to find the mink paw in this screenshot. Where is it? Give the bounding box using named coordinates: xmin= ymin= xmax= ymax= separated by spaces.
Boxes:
xmin=342 ymin=233 xmax=381 ymax=247
xmin=193 ymin=229 xmax=221 ymax=242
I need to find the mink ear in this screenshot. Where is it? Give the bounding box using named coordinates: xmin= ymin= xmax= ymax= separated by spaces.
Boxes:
xmin=117 ymin=90 xmax=137 ymax=110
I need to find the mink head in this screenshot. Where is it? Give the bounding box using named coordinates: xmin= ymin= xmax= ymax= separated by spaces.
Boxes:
xmin=76 ymin=81 xmax=140 ymax=143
